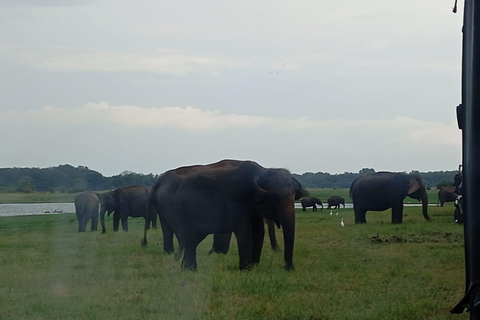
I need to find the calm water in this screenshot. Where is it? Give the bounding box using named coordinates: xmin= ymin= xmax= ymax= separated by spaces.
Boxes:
xmin=0 ymin=202 xmax=427 ymax=217
xmin=0 ymin=203 xmax=75 ymax=217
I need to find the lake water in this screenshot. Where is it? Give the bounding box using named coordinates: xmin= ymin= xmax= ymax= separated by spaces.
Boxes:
xmin=0 ymin=203 xmax=75 ymax=217
xmin=0 ymin=202 xmax=430 ymax=217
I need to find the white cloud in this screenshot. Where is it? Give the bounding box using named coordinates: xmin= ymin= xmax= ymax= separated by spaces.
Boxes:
xmin=1 ymin=103 xmax=461 ymax=146
xmin=0 ymin=45 xmax=244 ymax=75
xmin=0 ymin=103 xmax=461 ymax=175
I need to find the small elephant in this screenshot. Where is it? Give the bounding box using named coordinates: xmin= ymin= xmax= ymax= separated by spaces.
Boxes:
xmin=327 ymin=196 xmax=345 ymax=209
xmin=350 ymin=172 xmax=430 ymax=224
xmin=74 ymin=191 xmax=100 ymax=232
xmin=438 ymin=186 xmax=457 ymax=206
xmin=100 ymin=186 xmax=154 ymax=233
xmin=301 ymin=196 xmax=323 ymax=211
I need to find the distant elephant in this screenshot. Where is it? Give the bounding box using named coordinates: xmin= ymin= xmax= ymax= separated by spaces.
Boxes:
xmin=301 ymin=196 xmax=323 ymax=211
xmin=327 ymin=196 xmax=345 ymax=209
xmin=74 ymin=191 xmax=100 ymax=232
xmin=350 ymin=172 xmax=430 ymax=224
xmin=209 ymin=219 xmax=280 ymax=255
xmin=438 ymin=186 xmax=457 ymax=206
xmin=173 ymin=159 xmax=308 ymax=271
xmin=99 ymin=186 xmax=154 ymax=233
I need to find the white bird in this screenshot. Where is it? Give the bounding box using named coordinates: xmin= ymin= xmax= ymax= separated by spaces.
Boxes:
xmin=335 ymin=212 xmax=338 ymax=215
xmin=330 ymin=210 xmax=333 ymax=215
xmin=341 ymin=218 xmax=345 ymax=227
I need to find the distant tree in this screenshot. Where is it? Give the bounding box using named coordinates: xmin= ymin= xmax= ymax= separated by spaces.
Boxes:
xmin=359 ymin=168 xmax=375 ymax=175
xmin=16 ymin=178 xmax=35 ymax=193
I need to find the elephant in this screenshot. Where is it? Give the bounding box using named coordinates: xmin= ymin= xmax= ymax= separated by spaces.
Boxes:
xmin=209 ymin=219 xmax=280 ymax=255
xmin=350 ymin=172 xmax=430 ymax=224
xmin=300 ymin=196 xmax=323 ymax=211
xmin=438 ymin=186 xmax=457 ymax=206
xmin=99 ymin=185 xmax=154 ymax=233
xmin=74 ymin=191 xmax=100 ymax=232
xmin=143 ymin=161 xmax=268 ymax=255
xmin=327 ymin=196 xmax=345 ymax=209
xmin=173 ymin=159 xmax=308 ymax=271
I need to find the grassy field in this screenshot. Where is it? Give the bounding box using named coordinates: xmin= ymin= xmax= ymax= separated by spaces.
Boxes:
xmin=0 ymin=202 xmax=466 ymax=319
xmin=0 ymin=188 xmax=443 ymax=204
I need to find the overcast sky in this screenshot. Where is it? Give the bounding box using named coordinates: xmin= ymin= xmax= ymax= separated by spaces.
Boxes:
xmin=0 ymin=0 xmax=463 ymax=176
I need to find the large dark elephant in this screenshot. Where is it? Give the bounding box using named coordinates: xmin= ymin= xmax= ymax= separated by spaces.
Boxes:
xmin=74 ymin=191 xmax=100 ymax=232
xmin=300 ymin=197 xmax=323 ymax=211
xmin=209 ymin=219 xmax=280 ymax=255
xmin=99 ymin=186 xmax=154 ymax=233
xmin=327 ymin=196 xmax=345 ymax=209
xmin=350 ymin=172 xmax=430 ymax=224
xmin=174 ymin=159 xmax=308 ymax=271
xmin=438 ymin=186 xmax=457 ymax=206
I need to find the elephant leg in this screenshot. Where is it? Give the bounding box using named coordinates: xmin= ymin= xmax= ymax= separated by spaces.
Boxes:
xmin=354 ymin=206 xmax=367 ymax=224
xmin=313 ymin=204 xmax=317 ymax=211
xmin=234 ymin=229 xmax=254 ymax=270
xmin=210 ymin=233 xmax=232 ymax=254
xmin=391 ymin=203 xmax=404 ymax=224
xmin=266 ymin=220 xmax=279 ymax=251
xmin=113 ymin=213 xmax=120 ymax=232
xmin=302 ymin=206 xmax=306 ymax=212
xmin=150 ymin=214 xmax=158 ymax=229
xmin=181 ymin=233 xmax=206 ymax=271
xmin=121 ymin=215 xmax=128 ymax=232
xmin=251 ymin=218 xmax=265 ymax=264
xmin=161 ymin=223 xmax=176 ymax=254
xmin=91 ymin=214 xmax=98 ymax=231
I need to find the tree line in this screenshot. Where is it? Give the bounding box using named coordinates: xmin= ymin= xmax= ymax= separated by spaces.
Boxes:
xmin=0 ymin=165 xmax=158 ymax=193
xmin=0 ymin=164 xmax=458 ymax=193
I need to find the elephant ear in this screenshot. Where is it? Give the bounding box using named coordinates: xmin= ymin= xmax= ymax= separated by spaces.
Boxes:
xmin=291 ymin=176 xmax=309 ymax=200
xmin=407 ymin=177 xmax=422 ymax=195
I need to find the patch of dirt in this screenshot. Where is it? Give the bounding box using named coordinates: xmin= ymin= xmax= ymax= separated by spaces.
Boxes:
xmin=370 ymin=232 xmax=461 ymax=244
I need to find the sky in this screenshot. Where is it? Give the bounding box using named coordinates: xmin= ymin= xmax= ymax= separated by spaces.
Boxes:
xmin=0 ymin=0 xmax=463 ymax=177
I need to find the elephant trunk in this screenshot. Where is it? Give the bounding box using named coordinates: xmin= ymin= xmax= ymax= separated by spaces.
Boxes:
xmin=100 ymin=206 xmax=107 ymax=234
xmin=421 ymin=188 xmax=430 ymax=221
xmin=281 ymin=203 xmax=296 ymax=271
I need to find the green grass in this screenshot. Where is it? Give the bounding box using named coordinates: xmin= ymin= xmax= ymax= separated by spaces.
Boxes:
xmin=0 ymin=204 xmax=467 ymax=319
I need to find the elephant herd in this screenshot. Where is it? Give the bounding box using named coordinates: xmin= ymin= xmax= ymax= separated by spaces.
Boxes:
xmin=75 ymin=160 xmax=434 ymax=271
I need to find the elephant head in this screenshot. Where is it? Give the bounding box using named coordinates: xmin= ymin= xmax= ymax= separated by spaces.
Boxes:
xmin=406 ymin=174 xmax=430 ymax=222
xmin=254 ymin=168 xmax=308 ymax=270
xmin=99 ymin=191 xmax=116 ymax=233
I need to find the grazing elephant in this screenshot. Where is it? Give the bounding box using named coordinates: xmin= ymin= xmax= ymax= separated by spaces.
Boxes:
xmin=438 ymin=186 xmax=457 ymax=206
xmin=301 ymin=197 xmax=323 ymax=211
xmin=350 ymin=172 xmax=430 ymax=224
xmin=209 ymin=219 xmax=280 ymax=255
xmin=143 ymin=161 xmax=267 ymax=256
xmin=74 ymin=191 xmax=100 ymax=232
xmin=174 ymin=159 xmax=308 ymax=271
xmin=327 ymin=196 xmax=345 ymax=209
xmin=99 ymin=186 xmax=154 ymax=233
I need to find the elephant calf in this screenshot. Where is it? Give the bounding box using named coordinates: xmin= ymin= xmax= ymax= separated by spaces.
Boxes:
xmin=300 ymin=196 xmax=323 ymax=212
xmin=438 ymin=186 xmax=457 ymax=206
xmin=327 ymin=196 xmax=345 ymax=209
xmin=100 ymin=186 xmax=155 ymax=233
xmin=74 ymin=191 xmax=100 ymax=232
